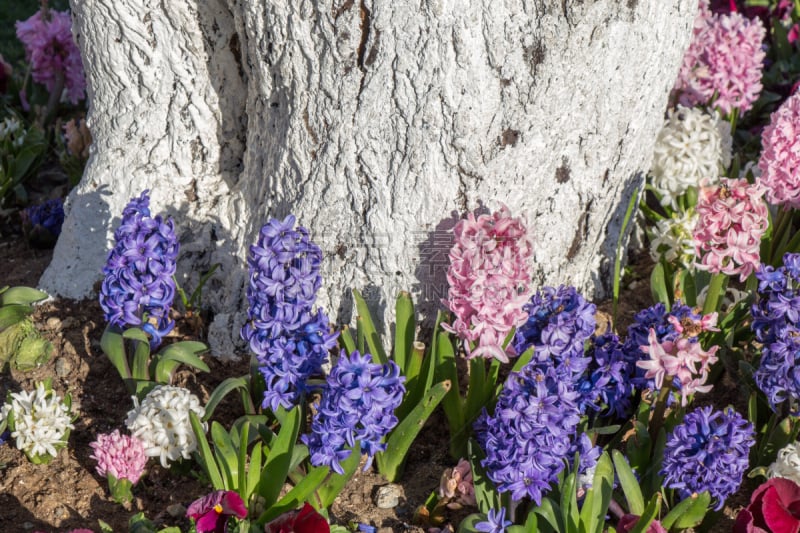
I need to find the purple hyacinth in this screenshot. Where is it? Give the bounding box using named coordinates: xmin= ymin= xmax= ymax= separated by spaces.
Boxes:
xmin=751 ymin=253 xmax=800 ymax=412
xmin=661 ymin=406 xmax=753 ymax=510
xmin=578 ymin=332 xmax=638 ymax=419
xmin=512 ymin=285 xmax=596 ymax=380
xmin=100 ymin=191 xmax=178 ymax=347
xmin=474 ymin=360 xmax=582 ymax=505
xmin=22 ymin=198 xmax=64 ymax=237
xmin=241 ymin=215 xmax=338 ymax=411
xmin=302 ymin=350 xmax=405 ymax=474
xmin=475 ymin=508 xmax=511 ymax=533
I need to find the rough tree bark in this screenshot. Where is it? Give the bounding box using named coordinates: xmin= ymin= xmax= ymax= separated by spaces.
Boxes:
xmin=43 ymin=0 xmax=695 ymax=358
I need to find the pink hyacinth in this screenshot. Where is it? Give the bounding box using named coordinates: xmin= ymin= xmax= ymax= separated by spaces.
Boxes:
xmin=693 ymin=178 xmax=768 ymax=281
xmin=15 ymin=8 xmax=85 ymax=104
xmin=89 ymin=430 xmax=147 ymax=484
xmin=637 ymin=328 xmax=719 ymax=406
xmin=674 ymin=1 xmax=766 ymax=115
xmin=758 ymin=91 xmax=800 ymax=208
xmin=439 ymin=458 xmax=477 ymax=508
xmin=442 ymin=205 xmax=533 ymax=363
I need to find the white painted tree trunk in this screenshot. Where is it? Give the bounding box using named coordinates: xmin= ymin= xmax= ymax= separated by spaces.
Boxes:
xmin=44 ymin=0 xmax=695 ymax=358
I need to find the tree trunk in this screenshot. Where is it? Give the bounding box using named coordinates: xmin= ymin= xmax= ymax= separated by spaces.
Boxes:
xmin=44 ymin=0 xmax=695 ymax=358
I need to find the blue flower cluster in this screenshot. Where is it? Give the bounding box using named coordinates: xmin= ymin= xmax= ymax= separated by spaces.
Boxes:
xmin=475 ymin=361 xmax=583 ymax=505
xmin=241 ymin=215 xmax=338 ymax=411
xmin=752 ymin=253 xmax=800 ymax=412
xmin=577 ymin=332 xmax=638 ymax=419
xmin=661 ymin=406 xmax=754 ymax=510
xmin=302 ymin=350 xmax=405 ymax=474
xmin=22 ymin=198 xmax=64 ymax=237
xmin=99 ymin=191 xmax=178 ymax=347
xmin=475 ymin=508 xmax=511 ymax=533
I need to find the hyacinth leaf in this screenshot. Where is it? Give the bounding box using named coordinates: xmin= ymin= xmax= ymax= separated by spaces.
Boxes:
xmin=660 ymin=491 xmax=711 ymax=530
xmin=464 ymin=358 xmax=488 ymax=428
xmin=579 ymin=452 xmax=613 ymax=533
xmin=395 ymin=341 xmax=430 ymax=423
xmin=644 ymin=428 xmax=667 ymax=501
xmin=246 ymin=441 xmax=263 ymax=502
xmin=560 ymin=470 xmax=579 ymax=533
xmin=455 ymin=514 xmax=491 ymax=533
xmin=211 ymin=421 xmax=238 ymax=490
xmin=678 ymin=270 xmax=697 ymax=308
xmin=0 ymin=303 xmax=34 ymax=330
xmin=237 ymin=421 xmax=250 ymax=501
xmin=509 ymin=346 xmax=534 ymax=374
xmin=314 ymin=444 xmax=362 ymax=509
xmin=613 ymin=187 xmax=639 ymax=322
xmin=260 ymin=405 xmax=301 ymax=508
xmin=153 ymin=341 xmax=209 ymax=383
xmin=612 ymin=450 xmax=644 ymax=516
xmin=202 ymin=376 xmax=249 ymax=422
xmin=107 ymin=473 xmax=134 ymax=504
xmin=533 ymin=497 xmax=563 ymax=533
xmin=393 ymin=291 xmax=415 ymax=375
xmin=189 ymin=411 xmax=225 ymax=489
xmin=650 ymin=262 xmax=671 ymax=309
xmin=132 ymin=340 xmax=151 ymax=382
xmin=0 ymin=286 xmax=48 ymax=306
xmin=435 ymin=328 xmax=465 ymax=458
xmin=339 ymin=325 xmax=356 ymax=355
xmin=100 ymin=327 xmax=133 ymax=381
xmin=701 ymin=273 xmax=727 ymax=315
xmin=629 ymin=494 xmax=662 ymax=533
xmin=353 ymin=289 xmax=389 ymax=365
xmin=467 ymin=438 xmax=500 ymax=514
xmin=377 ymin=379 xmax=451 ymax=481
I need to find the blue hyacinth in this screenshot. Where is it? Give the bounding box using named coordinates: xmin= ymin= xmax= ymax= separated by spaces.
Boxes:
xmin=22 ymin=198 xmax=64 ymax=237
xmin=241 ymin=215 xmax=338 ymax=411
xmin=752 ymin=253 xmax=800 ymax=412
xmin=99 ymin=191 xmax=178 ymax=347
xmin=475 ymin=508 xmax=512 ymax=533
xmin=302 ymin=350 xmax=405 ymax=474
xmin=577 ymin=332 xmax=638 ymax=419
xmin=661 ymin=406 xmax=753 ymax=510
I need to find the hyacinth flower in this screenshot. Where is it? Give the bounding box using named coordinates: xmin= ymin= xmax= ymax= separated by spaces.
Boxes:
xmin=241 ymin=215 xmax=338 ymax=411
xmin=578 ymin=332 xmax=639 ymax=419
xmin=674 ymin=0 xmax=766 ymax=117
xmin=649 ymin=106 xmax=731 ymax=207
xmin=661 ymin=406 xmax=754 ymax=510
xmin=15 ymin=6 xmax=85 ymax=105
xmin=302 ymin=350 xmax=405 ymax=474
xmin=89 ymin=430 xmax=147 ymax=503
xmin=442 ymin=205 xmax=533 ymax=363
xmin=475 ymin=508 xmax=511 ymax=533
xmin=187 ymin=490 xmax=247 ymax=533
xmin=438 ymin=458 xmax=477 ymax=509
xmin=751 ymin=253 xmax=800 ymax=413
xmin=100 ymin=190 xmax=179 ymax=347
xmin=21 ymin=198 xmax=64 ymax=248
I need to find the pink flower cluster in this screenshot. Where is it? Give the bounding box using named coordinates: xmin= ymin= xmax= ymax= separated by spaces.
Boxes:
xmin=674 ymin=1 xmax=766 ymax=115
xmin=637 ymin=323 xmax=720 ymax=406
xmin=693 ymin=178 xmax=768 ymax=281
xmin=89 ymin=430 xmax=147 ymax=484
xmin=442 ymin=206 xmax=533 ymax=363
xmin=438 ymin=458 xmax=477 ymax=509
xmin=15 ymin=8 xmax=85 ymax=104
xmin=758 ymin=91 xmax=800 ymax=208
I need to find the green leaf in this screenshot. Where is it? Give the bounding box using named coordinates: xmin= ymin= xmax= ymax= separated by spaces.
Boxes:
xmin=260 ymin=405 xmax=301 ymax=508
xmin=534 ymin=498 xmax=564 ymax=533
xmin=0 ymin=303 xmax=33 ymax=329
xmin=211 ymin=421 xmax=238 ymax=490
xmin=353 ymin=289 xmax=388 ymax=364
xmin=314 ymin=445 xmax=361 ymax=509
xmin=613 ymin=186 xmax=639 ymax=323
xmin=189 ymin=411 xmax=224 ymax=489
xmin=434 ymin=325 xmax=465 ymax=459
xmin=457 ymin=514 xmax=489 ymax=533
xmin=203 ymin=376 xmax=250 ymax=421
xmin=560 ymin=470 xmax=579 ymax=533
xmin=580 ymin=452 xmax=613 ymax=533
xmin=629 ymin=493 xmax=662 ymax=533
xmin=339 ymin=326 xmax=356 ymax=355
xmin=377 ymin=380 xmax=451 ymax=481
xmin=131 ymin=336 xmax=151 ymax=382
xmin=100 ymin=326 xmax=132 ymax=382
xmin=123 ymin=327 xmax=150 ymax=343
xmin=661 ymin=491 xmax=710 ymax=530
xmin=468 ymin=439 xmax=499 ymax=514
xmin=650 ymin=262 xmax=671 ymax=308
xmin=246 ymin=442 xmax=263 ymax=500
xmin=238 ymin=422 xmax=250 ymax=501
xmin=154 ymin=341 xmax=209 ymax=382
xmin=464 ymin=358 xmax=488 ymax=436
xmin=13 ymin=333 xmax=53 ymax=370
xmin=0 ymin=286 xmax=48 ymax=305
xmin=613 ymin=449 xmax=644 ymax=515
xmin=394 ymin=291 xmax=415 ymax=375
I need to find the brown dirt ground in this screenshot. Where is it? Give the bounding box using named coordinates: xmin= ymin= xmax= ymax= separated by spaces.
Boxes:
xmin=0 ymin=235 xmax=750 ymax=533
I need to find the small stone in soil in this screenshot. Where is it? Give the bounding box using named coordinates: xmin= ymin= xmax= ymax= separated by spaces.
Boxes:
xmin=374 ymin=483 xmax=402 ymax=509
xmin=167 ymin=503 xmax=187 ymax=517
xmin=46 ymin=317 xmax=62 ymax=331
xmin=55 ymin=357 xmax=71 ymax=377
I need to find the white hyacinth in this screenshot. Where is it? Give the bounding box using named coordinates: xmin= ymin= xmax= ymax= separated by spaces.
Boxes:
xmin=1 ymin=382 xmax=74 ymax=461
xmin=768 ymin=442 xmax=800 ymax=485
xmin=650 ymin=105 xmax=732 ymax=205
xmin=125 ymin=385 xmax=206 ymax=468
xmin=0 ymin=117 xmax=25 ymax=147
xmin=648 ymin=209 xmax=699 ymax=270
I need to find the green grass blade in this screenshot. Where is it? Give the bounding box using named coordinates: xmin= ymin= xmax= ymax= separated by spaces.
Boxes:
xmin=353 ymin=289 xmax=388 ymax=364
xmin=339 ymin=325 xmax=356 ymax=355
xmin=190 ymin=412 xmax=223 ymax=489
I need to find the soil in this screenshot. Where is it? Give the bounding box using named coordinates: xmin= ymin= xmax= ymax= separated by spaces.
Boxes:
xmin=0 ymin=236 xmax=749 ymax=533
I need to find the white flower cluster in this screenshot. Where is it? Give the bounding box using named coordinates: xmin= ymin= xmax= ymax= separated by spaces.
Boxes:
xmin=648 ymin=209 xmax=699 ymax=270
xmin=650 ymin=106 xmax=732 ymax=205
xmin=768 ymin=442 xmax=800 ymax=485
xmin=0 ymin=117 xmax=25 ymax=147
xmin=0 ymin=382 xmax=74 ymax=460
xmin=125 ymin=385 xmax=206 ymax=468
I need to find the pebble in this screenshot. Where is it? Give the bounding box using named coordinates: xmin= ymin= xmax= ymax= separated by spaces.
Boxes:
xmin=167 ymin=503 xmax=187 ymax=517
xmin=54 ymin=506 xmax=69 ymax=520
xmin=55 ymin=357 xmax=71 ymax=377
xmin=373 ymin=483 xmax=402 ymax=509
xmin=46 ymin=317 xmax=62 ymax=331
xmin=22 ymin=523 xmax=34 ymax=530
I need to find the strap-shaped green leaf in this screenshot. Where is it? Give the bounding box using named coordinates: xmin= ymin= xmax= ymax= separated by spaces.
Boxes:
xmin=353 ymin=289 xmax=388 ymax=364
xmin=580 ymin=452 xmax=613 ymax=533
xmin=339 ymin=325 xmax=356 ymax=355
xmin=203 ymin=376 xmax=249 ymax=421
xmin=534 ymin=497 xmax=563 ymax=533
xmin=467 ymin=439 xmax=499 ymax=514
xmin=395 ymin=341 xmax=428 ymax=422
xmin=154 ymin=341 xmax=210 ymax=382
xmin=132 ymin=337 xmax=151 ymax=382
xmin=0 ymin=286 xmax=48 ymax=306
xmin=629 ymin=493 xmax=661 ymax=533
xmin=650 ymin=262 xmax=671 ymax=309
xmin=612 ymin=450 xmax=644 ymax=516
xmin=211 ymin=421 xmax=238 ymax=490
xmin=314 ymin=445 xmax=361 ymax=509
xmin=256 ymin=465 xmax=329 ymax=525
xmin=393 ymin=291 xmax=415 ymax=375
xmin=0 ymin=303 xmax=33 ymax=329
xmin=435 ymin=327 xmax=464 ymax=459
xmin=560 ymin=470 xmax=579 ymax=533
xmin=377 ymin=380 xmax=451 ymax=481
xmin=100 ymin=326 xmax=132 ymax=381
xmin=260 ymin=405 xmax=301 ymax=508
xmin=190 ymin=411 xmax=223 ymax=489
xmin=660 ymin=491 xmax=710 ymax=530
xmin=237 ymin=422 xmax=250 ymax=501
xmin=246 ymin=441 xmax=263 ymax=502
